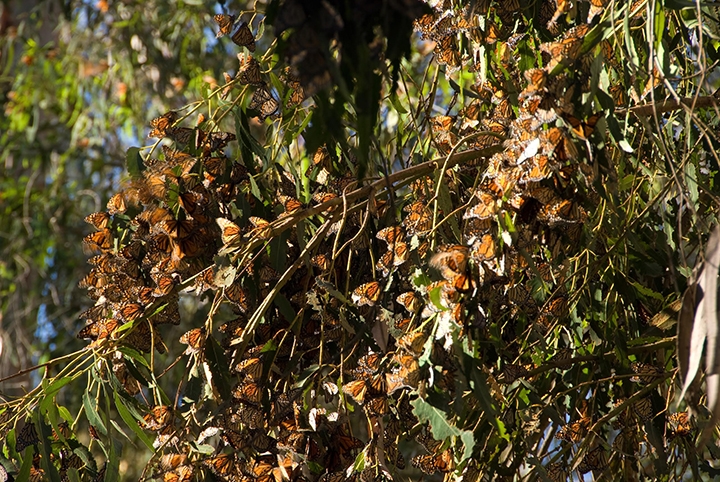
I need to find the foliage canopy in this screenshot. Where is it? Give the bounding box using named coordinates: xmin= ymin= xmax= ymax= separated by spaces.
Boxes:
xmin=2 ymin=0 xmax=720 ymax=481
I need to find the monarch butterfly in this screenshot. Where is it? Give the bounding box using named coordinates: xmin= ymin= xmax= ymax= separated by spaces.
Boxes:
xmin=236 ymin=54 xmax=262 ymax=85
xmin=430 ymin=244 xmax=469 ymax=278
xmin=179 ymin=327 xmax=204 ymax=354
xmin=545 ymin=463 xmax=567 ymax=482
xmin=542 ymin=199 xmax=585 ymax=224
xmin=203 ymin=157 xmax=227 ymax=187
xmin=141 ymin=405 xmax=172 ymax=432
xmin=464 ymin=190 xmax=498 ymax=220
xmin=353 ymin=352 xmax=382 ymax=378
xmin=403 ymin=201 xmax=433 ymax=235
xmin=106 ymin=192 xmax=127 ymax=215
xmin=118 ymin=302 xmax=144 ymax=322
xmin=397 ymin=331 xmax=426 ymax=357
xmin=166 ymin=126 xmax=195 ymax=145
xmin=364 ymin=394 xmax=390 ymax=415
xmin=376 ymin=226 xmax=404 ymax=247
xmin=411 ymin=449 xmax=455 ymax=474
xmin=29 ymin=467 xmax=45 ymax=482
xmin=203 ymin=131 xmax=236 ymax=154
xmin=502 ymin=363 xmax=531 ymax=384
xmin=396 ymin=292 xmax=420 ymax=313
xmin=148 ymin=111 xmax=178 ymax=138
xmin=633 ymin=396 xmax=654 ymax=422
xmin=52 ymin=422 xmax=72 ymax=440
xmin=221 ymin=71 xmax=235 ymax=99
xmin=233 ymin=380 xmax=264 ymax=406
xmin=385 ymin=371 xmax=411 ymax=396
xmin=248 ymin=216 xmax=272 ymax=239
xmin=546 ymin=0 xmax=571 ymax=28
xmin=85 ymin=211 xmax=111 ymax=230
xmin=376 ymin=242 xmax=409 ymax=277
xmin=469 ymin=233 xmax=495 ymax=262
xmin=156 ymin=219 xmax=195 ymax=239
xmin=235 ymin=356 xmax=263 ymax=380
xmin=578 ymin=446 xmax=608 ymax=473
xmin=474 ymin=19 xmax=500 ymax=45
xmin=520 ymin=95 xmax=542 ymax=116
xmin=342 ymin=379 xmax=369 ymax=404
xmin=77 ymin=318 xmax=120 ymax=341
xmin=213 ymin=13 xmax=236 ymax=38
xmin=278 ymin=195 xmax=303 ymax=215
xmin=543 ymin=296 xmax=568 ymax=318
xmin=247 ymin=428 xmax=277 ymax=453
xmin=523 ymin=68 xmax=547 ymax=93
xmin=270 ymin=387 xmax=303 ymax=423
xmin=258 ymin=264 xmax=279 ymax=283
xmin=562 ymin=112 xmax=602 ymax=140
xmin=555 ymin=416 xmax=591 ymax=442
xmin=251 ymin=454 xmax=276 ymax=477
xmin=160 ymin=454 xmax=187 ymax=470
xmin=413 ymin=13 xmax=436 ymax=35
xmin=464 ymin=218 xmax=493 ymax=244
xmin=394 ymin=352 xmax=420 ymax=383
xmin=608 ymin=83 xmax=627 ymax=108
xmin=352 ymin=281 xmax=381 ymax=307
xmin=541 ymin=37 xmax=582 ymax=71
xmin=286 ymin=83 xmax=306 ymax=108
xmin=236 ymin=404 xmax=265 ymax=430
xmin=667 ymin=411 xmax=692 ymax=438
xmin=434 ymin=34 xmax=460 ymax=68
xmin=224 ymin=280 xmax=248 ymax=311
xmin=15 ymin=421 xmax=39 ymax=452
xmin=83 ymin=229 xmax=113 ymax=253
xmin=216 ymin=217 xmax=242 ymax=247
xmin=425 ymin=280 xmax=459 ymax=311
xmin=249 ymin=84 xmax=279 ymax=119
xmin=586 ymin=0 xmax=608 ymax=22
xmin=541 ymin=24 xmax=589 ymax=70
xmin=630 ymin=361 xmax=663 ymax=384
xmin=384 ymin=440 xmax=406 ymax=469
xmin=203 ymin=453 xmax=238 ymax=479
xmin=310 ymin=253 xmax=331 ymax=271
xmin=521 ymin=153 xmax=552 ymax=184
xmin=163 ymin=465 xmax=193 ymax=482
xmin=78 ymin=269 xmax=107 ymax=290
xmin=88 ymin=253 xmax=118 ymax=274
xmin=231 ymin=21 xmax=256 ymax=51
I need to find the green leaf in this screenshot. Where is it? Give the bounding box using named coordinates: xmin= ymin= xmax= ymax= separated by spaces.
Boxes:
xmin=73 ymin=445 xmax=97 ymax=472
xmin=67 ymin=468 xmax=82 ymax=482
xmin=297 ymin=364 xmax=320 ymax=388
xmin=411 ymin=397 xmax=461 ymax=440
xmin=105 ymin=437 xmax=121 ymax=482
xmin=125 ymin=147 xmax=144 ymax=180
xmin=352 ymin=449 xmax=366 ymax=473
xmin=428 ymin=284 xmax=447 ymax=311
xmin=389 ymin=92 xmax=408 ymax=114
xmin=460 ymin=430 xmax=476 ymax=462
xmin=274 ymin=293 xmax=297 ymax=326
xmin=43 ymin=376 xmax=73 ymax=399
xmin=83 ymin=393 xmax=107 ymax=437
xmin=16 ymin=446 xmax=32 ymax=481
xmin=117 ymin=346 xmax=151 ymax=369
xmin=112 ymin=392 xmax=154 ymax=451
xmin=204 ymin=336 xmax=232 ymax=400
xmin=436 ymin=180 xmax=461 ymax=241
xmin=37 ymin=416 xmax=63 ymax=482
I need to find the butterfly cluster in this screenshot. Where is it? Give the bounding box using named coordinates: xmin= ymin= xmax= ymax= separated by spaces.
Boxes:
xmin=53 ymin=1 xmax=697 ymax=481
